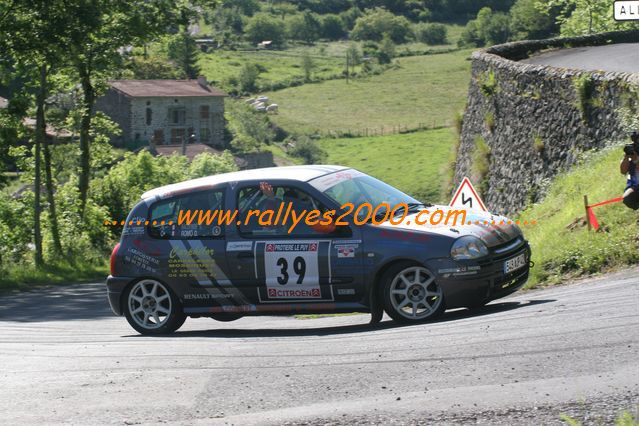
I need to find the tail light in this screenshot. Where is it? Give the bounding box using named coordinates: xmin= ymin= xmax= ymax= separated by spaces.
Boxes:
xmin=110 ymin=243 xmax=121 ymax=276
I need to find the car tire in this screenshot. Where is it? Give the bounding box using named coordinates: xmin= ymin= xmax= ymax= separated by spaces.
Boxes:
xmin=124 ymin=279 xmax=186 ymax=335
xmin=381 ymin=262 xmax=445 ymax=324
xmin=210 ymin=313 xmax=243 ymax=322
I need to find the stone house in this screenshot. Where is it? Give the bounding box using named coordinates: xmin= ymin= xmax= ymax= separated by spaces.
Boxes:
xmin=96 ymin=77 xmax=226 ymax=149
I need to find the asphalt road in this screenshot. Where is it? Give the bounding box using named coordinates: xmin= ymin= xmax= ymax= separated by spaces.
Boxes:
xmin=522 ymin=43 xmax=639 ymax=73
xmin=1 ymin=269 xmax=638 ymax=425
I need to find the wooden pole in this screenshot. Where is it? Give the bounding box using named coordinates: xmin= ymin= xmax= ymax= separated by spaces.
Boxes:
xmin=584 ymin=195 xmax=591 ymax=231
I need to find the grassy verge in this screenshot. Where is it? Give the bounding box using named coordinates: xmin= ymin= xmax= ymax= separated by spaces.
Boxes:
xmin=0 ymin=260 xmax=109 ymax=293
xmin=318 ymin=128 xmax=457 ymax=203
xmin=518 ymin=146 xmax=639 ymax=288
xmin=265 ymin=50 xmax=472 ymax=136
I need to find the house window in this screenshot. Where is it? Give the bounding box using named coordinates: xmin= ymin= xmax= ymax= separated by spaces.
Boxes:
xmin=153 ymin=129 xmax=164 ymax=145
xmin=200 ymin=105 xmax=209 ymax=119
xmin=146 ymin=108 xmax=152 ymax=125
xmin=200 ymin=127 xmax=210 ymax=142
xmin=169 ymin=107 xmax=186 ymax=125
xmin=170 ymin=128 xmax=186 ymax=144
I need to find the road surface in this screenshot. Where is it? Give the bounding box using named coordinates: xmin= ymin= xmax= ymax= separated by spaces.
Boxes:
xmin=522 ymin=43 xmax=639 ymax=73
xmin=1 ymin=269 xmax=638 ymax=425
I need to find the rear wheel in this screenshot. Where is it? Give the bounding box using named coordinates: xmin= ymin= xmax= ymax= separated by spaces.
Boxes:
xmin=124 ymin=279 xmax=186 ymax=335
xmin=382 ymin=263 xmax=445 ymax=323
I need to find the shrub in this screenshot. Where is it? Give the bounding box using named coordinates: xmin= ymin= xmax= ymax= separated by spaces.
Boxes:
xmin=239 ymin=63 xmax=260 ymax=93
xmin=416 ymin=23 xmax=448 ymax=45
xmin=289 ymin=136 xmax=327 ymax=164
xmin=245 ymin=13 xmax=286 ymax=46
xmin=287 ymin=12 xmax=321 ymax=44
xmin=471 ymin=135 xmax=491 ymax=195
xmin=321 ymin=14 xmax=346 ymax=40
xmin=350 ymin=8 xmax=412 ymax=43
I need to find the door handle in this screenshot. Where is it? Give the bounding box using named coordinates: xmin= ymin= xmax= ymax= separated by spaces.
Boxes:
xmin=237 ymin=252 xmax=254 ymax=259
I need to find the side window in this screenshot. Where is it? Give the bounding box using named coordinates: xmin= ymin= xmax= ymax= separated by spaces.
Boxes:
xmin=148 ymin=189 xmax=225 ymax=239
xmin=237 ymin=185 xmax=343 ymax=237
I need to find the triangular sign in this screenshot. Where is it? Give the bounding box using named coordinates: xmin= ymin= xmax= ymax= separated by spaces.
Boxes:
xmin=449 ymin=177 xmax=487 ymax=211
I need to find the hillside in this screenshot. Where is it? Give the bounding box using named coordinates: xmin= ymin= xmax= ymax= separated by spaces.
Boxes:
xmin=264 ymin=49 xmax=472 ymax=136
xmin=318 ymin=128 xmax=456 ymax=202
xmin=518 ymin=146 xmax=639 ymax=287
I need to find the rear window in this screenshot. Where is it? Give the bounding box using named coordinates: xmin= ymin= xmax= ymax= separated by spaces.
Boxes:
xmin=147 ymin=189 xmax=225 ymax=239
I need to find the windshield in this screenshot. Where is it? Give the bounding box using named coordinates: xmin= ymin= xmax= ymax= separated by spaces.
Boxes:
xmin=310 ymin=170 xmax=424 ymax=221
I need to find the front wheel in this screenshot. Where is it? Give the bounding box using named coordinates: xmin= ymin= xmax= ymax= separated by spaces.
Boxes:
xmin=382 ymin=263 xmax=445 ymax=323
xmin=124 ymin=279 xmax=186 ymax=335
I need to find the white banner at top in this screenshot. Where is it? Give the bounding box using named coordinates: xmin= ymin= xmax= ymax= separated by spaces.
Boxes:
xmin=614 ymin=1 xmax=639 ymax=21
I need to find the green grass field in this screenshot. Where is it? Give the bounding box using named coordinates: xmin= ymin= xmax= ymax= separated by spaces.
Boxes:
xmin=199 ymin=48 xmax=352 ymax=91
xmin=518 ymin=145 xmax=639 ymax=287
xmin=318 ymin=128 xmax=457 ymax=203
xmin=265 ymin=49 xmax=472 ymax=135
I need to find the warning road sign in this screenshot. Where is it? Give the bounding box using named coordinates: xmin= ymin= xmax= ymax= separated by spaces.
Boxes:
xmin=449 ymin=177 xmax=487 ymax=211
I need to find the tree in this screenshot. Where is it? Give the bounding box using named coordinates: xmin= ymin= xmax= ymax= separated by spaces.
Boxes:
xmin=350 ymin=8 xmax=413 ymax=43
xmin=62 ymin=0 xmax=184 ymax=215
xmin=221 ymin=0 xmax=260 ymax=17
xmin=346 ymin=43 xmax=362 ymax=78
xmin=245 ymin=13 xmax=286 ymax=46
xmin=0 ymin=0 xmax=70 ymax=262
xmin=509 ymin=0 xmax=558 ymax=40
xmin=168 ymin=31 xmax=201 ymax=79
xmin=416 ymin=23 xmax=448 ymax=45
xmin=377 ymin=34 xmax=396 ymax=64
xmin=321 ymin=14 xmax=346 ymax=40
xmin=301 ymin=54 xmax=315 ymax=82
xmin=538 ymin=0 xmax=639 ymax=36
xmin=288 ymin=12 xmax=321 ymax=44
xmin=238 ymin=63 xmax=261 ymax=93
xmin=459 ymin=7 xmax=511 ymax=47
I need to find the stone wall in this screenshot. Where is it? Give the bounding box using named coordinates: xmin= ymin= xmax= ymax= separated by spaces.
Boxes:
xmin=455 ymin=30 xmax=639 ymax=215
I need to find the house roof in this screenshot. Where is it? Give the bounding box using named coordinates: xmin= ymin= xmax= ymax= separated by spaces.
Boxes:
xmin=109 ymin=80 xmax=226 ymax=98
xmin=0 ymin=96 xmax=7 ymax=109
xmin=152 ymin=143 xmax=223 ymax=160
xmin=22 ymin=117 xmax=73 ymax=139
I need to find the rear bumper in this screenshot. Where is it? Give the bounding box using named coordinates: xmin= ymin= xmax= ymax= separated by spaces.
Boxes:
xmin=105 ymin=275 xmax=133 ymax=316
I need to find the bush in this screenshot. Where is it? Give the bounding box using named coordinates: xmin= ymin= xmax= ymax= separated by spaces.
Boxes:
xmin=245 ymin=13 xmax=286 ymax=47
xmin=239 ymin=63 xmax=260 ymax=93
xmin=321 ymin=14 xmax=346 ymax=40
xmin=288 ymin=11 xmax=321 ymax=44
xmin=376 ymin=34 xmax=396 ymax=64
xmin=289 ymin=137 xmax=327 ymax=164
xmin=416 ymin=23 xmax=448 ymax=45
xmin=509 ymin=0 xmax=558 ymax=41
xmin=350 ymin=8 xmax=413 ymax=43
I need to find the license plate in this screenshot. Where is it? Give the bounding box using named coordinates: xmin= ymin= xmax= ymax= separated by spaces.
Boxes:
xmin=504 ymin=253 xmax=527 ymax=274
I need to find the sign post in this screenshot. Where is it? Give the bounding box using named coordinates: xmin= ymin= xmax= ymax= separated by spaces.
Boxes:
xmin=449 ymin=177 xmax=488 ymax=212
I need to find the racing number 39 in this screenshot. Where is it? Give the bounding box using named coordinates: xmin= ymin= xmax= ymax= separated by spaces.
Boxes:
xmin=263 ymin=241 xmax=322 ymax=299
xmin=276 ymin=256 xmax=306 ymax=285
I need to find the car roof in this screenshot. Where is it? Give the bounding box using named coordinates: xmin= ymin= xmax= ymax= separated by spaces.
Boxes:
xmin=141 ymin=165 xmax=351 ymax=200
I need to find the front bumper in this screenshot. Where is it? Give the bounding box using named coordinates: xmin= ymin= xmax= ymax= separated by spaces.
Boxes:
xmin=105 ymin=275 xmax=133 ymax=316
xmin=430 ymin=241 xmax=531 ymax=309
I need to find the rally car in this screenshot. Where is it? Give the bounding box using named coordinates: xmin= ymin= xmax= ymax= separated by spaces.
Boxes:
xmin=106 ymin=165 xmax=531 ymax=334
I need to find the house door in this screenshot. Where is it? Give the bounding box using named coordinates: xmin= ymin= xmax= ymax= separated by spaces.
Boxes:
xmin=153 ymin=129 xmax=164 ymax=145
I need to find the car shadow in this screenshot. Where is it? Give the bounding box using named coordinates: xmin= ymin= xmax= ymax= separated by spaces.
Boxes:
xmin=127 ymin=299 xmax=556 ymax=339
xmin=0 ymin=283 xmax=112 ymax=322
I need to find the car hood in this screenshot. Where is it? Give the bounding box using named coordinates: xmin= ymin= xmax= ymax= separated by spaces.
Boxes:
xmin=376 ymin=205 xmax=521 ymax=248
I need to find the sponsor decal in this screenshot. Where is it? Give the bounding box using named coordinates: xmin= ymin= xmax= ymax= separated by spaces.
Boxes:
xmin=337 ymin=246 xmax=355 ymax=258
xmin=337 ymin=288 xmax=356 ymax=295
xmin=267 ymin=288 xmax=321 ymax=298
xmin=184 ymin=293 xmax=234 ymax=300
xmin=226 ymin=241 xmax=254 ymax=252
xmin=125 ymin=248 xmax=159 ymax=273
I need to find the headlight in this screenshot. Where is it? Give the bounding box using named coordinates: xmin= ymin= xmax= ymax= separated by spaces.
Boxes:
xmin=451 ymin=236 xmax=489 ymax=260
